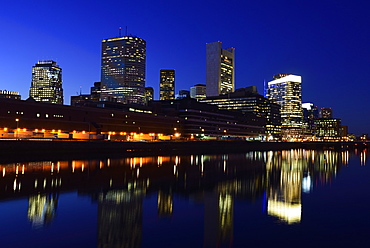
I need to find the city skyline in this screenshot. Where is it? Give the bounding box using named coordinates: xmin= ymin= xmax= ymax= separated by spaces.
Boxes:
xmin=0 ymin=0 xmax=369 ymax=135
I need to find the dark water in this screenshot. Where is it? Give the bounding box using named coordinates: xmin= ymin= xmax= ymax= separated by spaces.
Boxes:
xmin=0 ymin=149 xmax=369 ymax=248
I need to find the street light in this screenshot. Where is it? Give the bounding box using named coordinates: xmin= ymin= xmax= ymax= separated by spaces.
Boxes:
xmin=15 ymin=119 xmax=19 ymax=140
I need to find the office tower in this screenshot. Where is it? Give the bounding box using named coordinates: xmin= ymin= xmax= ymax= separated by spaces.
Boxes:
xmin=266 ymin=74 xmax=303 ymax=135
xmin=100 ymin=36 xmax=146 ymax=105
xmin=159 ymin=69 xmax=175 ymax=100
xmin=320 ymin=108 xmax=333 ymax=119
xmin=145 ymin=87 xmax=154 ymax=103
xmin=206 ymin=41 xmax=235 ymax=97
xmin=190 ymin=84 xmax=206 ymax=100
xmin=29 ymin=60 xmax=63 ymax=104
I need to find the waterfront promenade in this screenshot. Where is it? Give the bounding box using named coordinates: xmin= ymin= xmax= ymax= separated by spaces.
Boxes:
xmin=0 ymin=140 xmax=368 ymax=162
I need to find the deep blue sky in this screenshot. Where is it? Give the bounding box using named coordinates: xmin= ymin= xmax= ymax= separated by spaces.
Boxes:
xmin=0 ymin=0 xmax=369 ymax=135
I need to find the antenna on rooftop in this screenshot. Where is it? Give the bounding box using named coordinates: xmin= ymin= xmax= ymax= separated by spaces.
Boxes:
xmin=126 ymin=26 xmax=128 ymax=36
xmin=119 ymin=27 xmax=122 ymax=37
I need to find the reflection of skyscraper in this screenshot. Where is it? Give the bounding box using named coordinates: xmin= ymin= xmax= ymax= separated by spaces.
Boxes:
xmin=206 ymin=41 xmax=235 ymax=97
xmin=100 ymin=36 xmax=146 ymax=104
xmin=27 ymin=193 xmax=59 ymax=228
xmin=97 ymin=188 xmax=145 ymax=248
xmin=29 ymin=60 xmax=63 ymax=104
xmin=266 ymin=150 xmax=303 ymax=224
xmin=204 ymin=190 xmax=233 ymax=247
xmin=157 ymin=190 xmax=173 ymax=218
xmin=160 ymin=69 xmax=175 ymax=100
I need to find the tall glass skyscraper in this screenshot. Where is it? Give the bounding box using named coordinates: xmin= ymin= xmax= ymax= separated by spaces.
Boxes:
xmin=206 ymin=41 xmax=235 ymax=97
xmin=159 ymin=69 xmax=175 ymax=100
xmin=100 ymin=36 xmax=146 ymax=105
xmin=29 ymin=60 xmax=63 ymax=104
xmin=266 ymin=74 xmax=303 ymax=133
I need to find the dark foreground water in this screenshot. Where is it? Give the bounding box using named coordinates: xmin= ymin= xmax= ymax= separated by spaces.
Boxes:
xmin=0 ymin=149 xmax=369 ymax=248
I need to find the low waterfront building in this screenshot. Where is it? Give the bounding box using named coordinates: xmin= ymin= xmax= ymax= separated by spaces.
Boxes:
xmin=150 ymin=98 xmax=265 ymax=140
xmin=0 ymin=98 xmax=180 ymax=140
xmin=200 ymin=87 xmax=281 ymax=139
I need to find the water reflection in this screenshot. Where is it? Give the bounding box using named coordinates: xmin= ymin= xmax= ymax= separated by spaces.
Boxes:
xmin=0 ymin=148 xmax=367 ymax=247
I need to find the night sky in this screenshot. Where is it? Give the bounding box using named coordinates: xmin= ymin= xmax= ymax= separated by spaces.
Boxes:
xmin=0 ymin=0 xmax=369 ymax=135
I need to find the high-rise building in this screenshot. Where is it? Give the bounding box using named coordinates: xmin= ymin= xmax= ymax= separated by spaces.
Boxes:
xmin=266 ymin=74 xmax=303 ymax=136
xmin=29 ymin=60 xmax=63 ymax=104
xmin=206 ymin=41 xmax=235 ymax=97
xmin=159 ymin=69 xmax=175 ymax=100
xmin=190 ymin=84 xmax=206 ymax=100
xmin=100 ymin=36 xmax=146 ymax=105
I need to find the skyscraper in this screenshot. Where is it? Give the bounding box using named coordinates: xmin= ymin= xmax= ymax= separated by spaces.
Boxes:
xmin=159 ymin=69 xmax=175 ymax=100
xmin=266 ymin=74 xmax=303 ymax=135
xmin=100 ymin=36 xmax=146 ymax=105
xmin=29 ymin=60 xmax=63 ymax=104
xmin=206 ymin=41 xmax=235 ymax=97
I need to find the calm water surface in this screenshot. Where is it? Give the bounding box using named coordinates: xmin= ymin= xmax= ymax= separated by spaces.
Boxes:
xmin=0 ymin=149 xmax=369 ymax=248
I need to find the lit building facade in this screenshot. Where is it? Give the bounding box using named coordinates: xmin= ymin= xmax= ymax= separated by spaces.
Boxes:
xmin=145 ymin=87 xmax=154 ymax=104
xmin=100 ymin=36 xmax=146 ymax=105
xmin=190 ymin=84 xmax=206 ymax=100
xmin=159 ymin=69 xmax=175 ymax=100
xmin=150 ymin=98 xmax=265 ymax=139
xmin=29 ymin=60 xmax=63 ymax=104
xmin=266 ymin=74 xmax=303 ymax=138
xmin=200 ymin=87 xmax=281 ymax=139
xmin=206 ymin=42 xmax=235 ymax=97
xmin=0 ymin=90 xmax=21 ymax=100
xmin=314 ymin=118 xmax=342 ymax=140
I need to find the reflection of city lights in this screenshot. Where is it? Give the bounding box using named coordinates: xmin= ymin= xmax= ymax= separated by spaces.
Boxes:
xmin=302 ymin=173 xmax=312 ymax=193
xmin=267 ymin=200 xmax=301 ymax=224
xmin=360 ymin=150 xmax=367 ymax=166
xmin=157 ymin=156 xmax=163 ymax=166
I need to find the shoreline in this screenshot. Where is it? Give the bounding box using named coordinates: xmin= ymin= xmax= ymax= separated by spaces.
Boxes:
xmin=0 ymin=140 xmax=368 ymax=163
